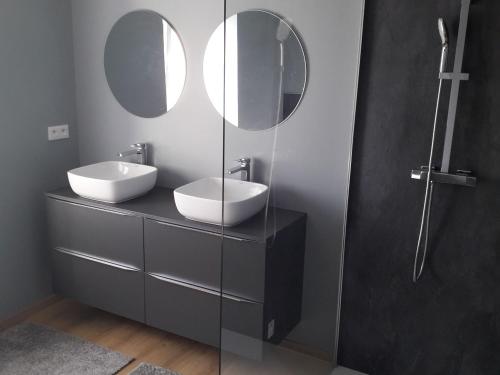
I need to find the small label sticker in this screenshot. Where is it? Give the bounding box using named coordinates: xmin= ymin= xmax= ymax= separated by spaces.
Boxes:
xmin=267 ymin=319 xmax=275 ymax=339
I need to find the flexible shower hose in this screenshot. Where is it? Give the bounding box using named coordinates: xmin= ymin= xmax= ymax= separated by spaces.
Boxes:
xmin=413 ymin=75 xmax=444 ymax=283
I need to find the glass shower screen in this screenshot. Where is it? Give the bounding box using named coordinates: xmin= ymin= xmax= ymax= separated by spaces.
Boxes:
xmin=216 ymin=0 xmax=365 ymax=374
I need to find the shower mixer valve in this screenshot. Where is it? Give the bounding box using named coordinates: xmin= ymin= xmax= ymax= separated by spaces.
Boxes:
xmin=411 ymin=167 xmax=476 ymax=188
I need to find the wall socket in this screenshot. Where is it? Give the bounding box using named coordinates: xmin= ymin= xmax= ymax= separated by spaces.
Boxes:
xmin=48 ymin=124 xmax=70 ymax=141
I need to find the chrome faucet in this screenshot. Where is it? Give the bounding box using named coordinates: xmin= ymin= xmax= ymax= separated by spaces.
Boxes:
xmin=118 ymin=143 xmax=149 ymax=165
xmin=227 ymin=158 xmax=251 ymax=182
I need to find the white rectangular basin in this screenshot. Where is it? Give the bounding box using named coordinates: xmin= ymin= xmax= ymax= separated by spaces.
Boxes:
xmin=174 ymin=177 xmax=269 ymax=227
xmin=68 ymin=161 xmax=157 ymax=203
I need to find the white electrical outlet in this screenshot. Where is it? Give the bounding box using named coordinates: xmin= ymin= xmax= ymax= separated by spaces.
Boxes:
xmin=48 ymin=124 xmax=70 ymax=141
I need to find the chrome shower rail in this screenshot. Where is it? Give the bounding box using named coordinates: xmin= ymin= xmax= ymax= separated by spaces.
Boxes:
xmin=441 ymin=0 xmax=472 ymax=174
xmin=411 ymin=0 xmax=477 ymax=282
xmin=412 ymin=0 xmax=477 ymax=187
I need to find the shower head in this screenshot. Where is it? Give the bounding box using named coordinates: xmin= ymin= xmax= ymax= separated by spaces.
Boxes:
xmin=438 ymin=18 xmax=449 ymax=74
xmin=276 ymin=20 xmax=291 ymax=42
xmin=438 ymin=18 xmax=449 ymax=46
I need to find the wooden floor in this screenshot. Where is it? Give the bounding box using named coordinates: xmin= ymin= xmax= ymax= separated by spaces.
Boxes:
xmin=2 ymin=297 xmax=333 ymax=375
xmin=17 ymin=298 xmax=219 ymax=375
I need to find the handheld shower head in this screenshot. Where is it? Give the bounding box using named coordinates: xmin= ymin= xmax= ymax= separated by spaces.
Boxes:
xmin=438 ymin=18 xmax=449 ymax=46
xmin=438 ymin=18 xmax=449 ymax=74
xmin=276 ymin=20 xmax=291 ymax=43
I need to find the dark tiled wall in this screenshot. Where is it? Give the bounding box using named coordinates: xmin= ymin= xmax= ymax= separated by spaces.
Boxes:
xmin=339 ymin=1 xmax=500 ymax=374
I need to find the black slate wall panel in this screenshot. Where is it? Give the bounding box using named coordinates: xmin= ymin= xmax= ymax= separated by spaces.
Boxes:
xmin=339 ymin=1 xmax=500 ymax=374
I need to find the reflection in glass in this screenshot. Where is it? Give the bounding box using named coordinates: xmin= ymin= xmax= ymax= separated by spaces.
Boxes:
xmin=104 ymin=11 xmax=186 ymax=118
xmin=204 ymin=10 xmax=307 ymax=131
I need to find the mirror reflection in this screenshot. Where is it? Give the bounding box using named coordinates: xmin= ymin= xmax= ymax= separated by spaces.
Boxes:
xmin=104 ymin=11 xmax=186 ymax=118
xmin=204 ymin=10 xmax=307 ymax=131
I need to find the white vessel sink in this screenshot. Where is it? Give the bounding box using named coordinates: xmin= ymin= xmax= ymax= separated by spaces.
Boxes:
xmin=68 ymin=161 xmax=157 ymax=203
xmin=174 ymin=177 xmax=269 ymax=227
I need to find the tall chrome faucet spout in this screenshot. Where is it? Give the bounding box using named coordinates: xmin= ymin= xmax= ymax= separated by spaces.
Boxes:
xmin=227 ymin=158 xmax=251 ymax=182
xmin=118 ymin=143 xmax=149 ymax=165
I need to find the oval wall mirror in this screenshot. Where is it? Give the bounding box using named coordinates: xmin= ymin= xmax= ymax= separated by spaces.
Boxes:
xmin=203 ymin=10 xmax=307 ymax=131
xmin=104 ymin=11 xmax=186 ymax=118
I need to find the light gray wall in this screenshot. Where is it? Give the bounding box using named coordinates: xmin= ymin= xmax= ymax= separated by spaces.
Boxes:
xmin=0 ymin=0 xmax=79 ymax=319
xmin=71 ymin=0 xmax=364 ymax=359
xmin=71 ymin=0 xmax=224 ymax=185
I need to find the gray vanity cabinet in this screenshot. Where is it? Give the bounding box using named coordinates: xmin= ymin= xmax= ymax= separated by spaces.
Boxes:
xmin=143 ymin=216 xmax=306 ymax=346
xmin=143 ymin=218 xmax=268 ymax=346
xmin=144 ymin=219 xmax=221 ymax=291
xmin=144 ymin=218 xmax=266 ymax=301
xmin=47 ymin=198 xmax=145 ymax=322
xmin=221 ymin=238 xmax=266 ymax=302
xmin=145 ymin=273 xmax=221 ymax=346
xmin=221 ymin=295 xmax=264 ymax=340
xmin=52 ymin=248 xmax=144 ymax=322
xmin=143 ymin=219 xmax=222 ymax=346
xmin=46 ymin=187 xmax=306 ymax=349
xmin=47 ymin=198 xmax=143 ymax=269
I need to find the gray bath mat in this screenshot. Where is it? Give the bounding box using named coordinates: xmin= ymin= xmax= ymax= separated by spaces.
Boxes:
xmin=0 ymin=323 xmax=132 ymax=375
xmin=128 ymin=363 xmax=180 ymax=375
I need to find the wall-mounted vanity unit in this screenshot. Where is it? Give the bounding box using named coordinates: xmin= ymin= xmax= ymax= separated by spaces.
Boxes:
xmin=46 ymin=187 xmax=306 ymax=348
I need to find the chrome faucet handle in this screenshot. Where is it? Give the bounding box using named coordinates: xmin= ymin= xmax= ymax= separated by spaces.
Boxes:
xmin=131 ymin=143 xmax=146 ymax=150
xmin=235 ymin=157 xmax=250 ymax=165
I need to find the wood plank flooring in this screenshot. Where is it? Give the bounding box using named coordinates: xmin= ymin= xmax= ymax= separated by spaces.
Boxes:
xmin=2 ymin=297 xmax=333 ymax=375
xmin=21 ymin=298 xmax=219 ymax=375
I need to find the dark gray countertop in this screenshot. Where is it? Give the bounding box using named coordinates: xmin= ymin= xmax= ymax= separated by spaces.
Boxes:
xmin=46 ymin=187 xmax=306 ymax=242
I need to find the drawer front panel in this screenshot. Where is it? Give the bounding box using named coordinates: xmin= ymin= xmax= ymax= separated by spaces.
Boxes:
xmin=145 ymin=273 xmax=220 ymax=347
xmin=222 ymin=238 xmax=266 ymax=302
xmin=222 ymin=294 xmax=264 ymax=340
xmin=48 ymin=198 xmax=143 ymax=269
xmin=52 ymin=248 xmax=145 ymax=322
xmin=145 ymin=219 xmax=221 ymax=291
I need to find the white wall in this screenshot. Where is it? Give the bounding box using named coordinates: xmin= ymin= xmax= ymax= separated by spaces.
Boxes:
xmin=0 ymin=0 xmax=79 ymax=319
xmin=71 ymin=0 xmax=364 ymax=359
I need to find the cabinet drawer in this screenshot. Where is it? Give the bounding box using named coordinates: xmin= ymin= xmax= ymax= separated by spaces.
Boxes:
xmin=222 ymin=238 xmax=266 ymax=302
xmin=145 ymin=273 xmax=265 ymax=347
xmin=222 ymin=294 xmax=264 ymax=340
xmin=52 ymin=247 xmax=145 ymax=322
xmin=144 ymin=219 xmax=221 ymax=291
xmin=47 ymin=198 xmax=143 ymax=269
xmin=145 ymin=273 xmax=220 ymax=346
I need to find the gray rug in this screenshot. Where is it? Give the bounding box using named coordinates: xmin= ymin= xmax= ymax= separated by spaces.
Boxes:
xmin=0 ymin=323 xmax=132 ymax=375
xmin=128 ymin=363 xmax=180 ymax=375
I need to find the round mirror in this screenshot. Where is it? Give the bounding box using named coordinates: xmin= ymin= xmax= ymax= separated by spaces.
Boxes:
xmin=104 ymin=11 xmax=186 ymax=118
xmin=203 ymin=10 xmax=307 ymax=131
